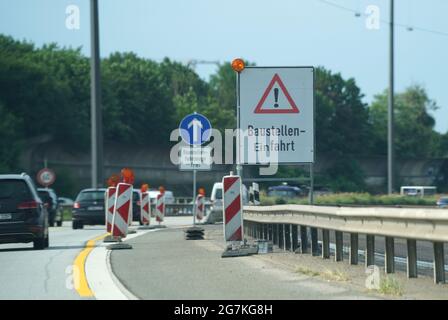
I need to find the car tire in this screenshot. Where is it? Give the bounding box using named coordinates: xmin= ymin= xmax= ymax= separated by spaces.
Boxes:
xmin=78 ymin=221 xmax=84 ymax=229
xmin=56 ymin=221 xmax=62 ymax=227
xmin=44 ymin=234 xmax=50 ymax=248
xmin=72 ymin=221 xmax=78 ymax=230
xmin=33 ymin=237 xmax=46 ymax=250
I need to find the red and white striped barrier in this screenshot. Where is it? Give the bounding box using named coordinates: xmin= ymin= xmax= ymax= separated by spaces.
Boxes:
xmin=155 ymin=193 xmax=165 ymax=223
xmin=195 ymin=194 xmax=205 ymax=221
xmin=111 ymin=183 xmax=133 ymax=238
xmin=105 ymin=187 xmax=116 ymax=233
xmin=140 ymin=192 xmax=150 ymax=225
xmin=222 ymin=174 xmax=243 ymax=241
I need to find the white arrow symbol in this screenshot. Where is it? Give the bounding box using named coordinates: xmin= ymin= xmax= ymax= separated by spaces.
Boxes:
xmin=188 ymin=118 xmax=203 ymax=144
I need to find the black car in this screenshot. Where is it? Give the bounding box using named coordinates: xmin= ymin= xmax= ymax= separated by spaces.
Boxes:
xmin=37 ymin=188 xmax=60 ymax=227
xmin=72 ymin=188 xmax=106 ymax=229
xmin=267 ymin=185 xmax=302 ymax=198
xmin=0 ymin=173 xmax=49 ymax=249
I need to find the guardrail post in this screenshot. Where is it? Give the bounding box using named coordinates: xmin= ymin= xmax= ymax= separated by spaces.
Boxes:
xmin=275 ymin=224 xmax=279 ymax=246
xmin=291 ymin=225 xmax=298 ymax=252
xmin=407 ymin=239 xmax=418 ymax=278
xmin=300 ymin=226 xmax=308 ymax=254
xmin=279 ymin=224 xmax=284 ymax=249
xmin=322 ymin=229 xmax=330 ymax=259
xmin=366 ymin=235 xmax=375 ymax=267
xmin=285 ymin=224 xmax=291 ymax=251
xmin=311 ymin=228 xmax=319 ymax=256
xmin=249 ymin=221 xmax=252 ymax=238
xmin=350 ymin=233 xmax=359 ymax=265
xmin=385 ymin=237 xmax=395 ymax=274
xmin=335 ymin=231 xmax=343 ymax=262
xmin=433 ymin=242 xmax=445 ymax=284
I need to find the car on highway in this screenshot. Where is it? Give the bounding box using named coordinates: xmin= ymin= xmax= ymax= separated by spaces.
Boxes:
xmin=58 ymin=197 xmax=74 ymax=207
xmin=37 ymin=188 xmax=61 ymax=227
xmin=0 ymin=173 xmax=49 ymax=250
xmin=437 ymin=197 xmax=448 ymax=208
xmin=267 ymin=185 xmax=302 ymax=198
xmin=72 ymin=188 xmax=106 ymax=229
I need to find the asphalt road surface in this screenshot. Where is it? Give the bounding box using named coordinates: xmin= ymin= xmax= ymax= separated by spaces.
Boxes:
xmin=0 ymin=222 xmax=105 ymax=300
xmin=110 ymin=224 xmax=378 ymax=300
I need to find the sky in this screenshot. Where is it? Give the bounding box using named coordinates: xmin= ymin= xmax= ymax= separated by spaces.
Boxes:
xmin=0 ymin=0 xmax=447 ymax=133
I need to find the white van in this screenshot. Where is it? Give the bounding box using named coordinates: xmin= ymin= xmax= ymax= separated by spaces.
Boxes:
xmin=205 ymin=182 xmax=249 ymax=224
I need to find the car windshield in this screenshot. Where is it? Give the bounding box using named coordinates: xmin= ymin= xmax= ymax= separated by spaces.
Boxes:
xmin=77 ymin=191 xmax=105 ymax=201
xmin=214 ymin=188 xmax=222 ymax=200
xmin=0 ymin=180 xmax=31 ymax=200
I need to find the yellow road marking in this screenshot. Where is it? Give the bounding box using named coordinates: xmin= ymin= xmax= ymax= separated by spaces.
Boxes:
xmin=73 ymin=233 xmax=108 ymax=298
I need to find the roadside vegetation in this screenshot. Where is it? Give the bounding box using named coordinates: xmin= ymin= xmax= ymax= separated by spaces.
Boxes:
xmin=261 ymin=193 xmax=440 ymax=207
xmin=0 ymin=34 xmax=447 ymax=195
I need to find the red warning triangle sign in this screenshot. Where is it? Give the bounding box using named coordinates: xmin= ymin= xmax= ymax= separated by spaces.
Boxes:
xmin=254 ymin=73 xmax=300 ymax=114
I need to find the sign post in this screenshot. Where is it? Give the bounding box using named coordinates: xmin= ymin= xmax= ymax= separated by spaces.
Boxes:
xmin=179 ymin=112 xmax=212 ymax=239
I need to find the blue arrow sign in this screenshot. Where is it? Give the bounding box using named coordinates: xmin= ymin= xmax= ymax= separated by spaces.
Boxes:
xmin=179 ymin=113 xmax=212 ymax=146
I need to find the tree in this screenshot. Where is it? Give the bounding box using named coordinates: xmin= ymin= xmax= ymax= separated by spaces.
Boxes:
xmin=0 ymin=101 xmax=23 ymax=172
xmin=315 ymin=68 xmax=372 ymax=157
xmin=369 ymin=85 xmax=441 ymax=158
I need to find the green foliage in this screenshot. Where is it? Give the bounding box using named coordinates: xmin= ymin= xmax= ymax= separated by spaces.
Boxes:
xmin=326 ymin=157 xmax=366 ymax=192
xmin=261 ymin=192 xmax=439 ymax=206
xmin=50 ymin=168 xmax=79 ymax=198
xmin=0 ymin=101 xmax=23 ymax=172
xmin=0 ymin=34 xmax=447 ymax=194
xmin=315 ymin=68 xmax=372 ymax=156
xmin=369 ymin=85 xmax=442 ymax=158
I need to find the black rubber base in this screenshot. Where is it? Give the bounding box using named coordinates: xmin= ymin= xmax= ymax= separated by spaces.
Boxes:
xmin=184 ymin=226 xmax=204 ymax=240
xmin=106 ymin=243 xmax=133 ymax=250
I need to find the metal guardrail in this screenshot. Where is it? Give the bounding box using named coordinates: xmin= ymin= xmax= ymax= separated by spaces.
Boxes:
xmin=243 ymin=205 xmax=448 ymax=284
xmin=152 ymin=204 xmax=213 ymax=216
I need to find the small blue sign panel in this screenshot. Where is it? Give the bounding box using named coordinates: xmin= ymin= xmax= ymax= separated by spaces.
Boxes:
xmin=179 ymin=113 xmax=212 ymax=146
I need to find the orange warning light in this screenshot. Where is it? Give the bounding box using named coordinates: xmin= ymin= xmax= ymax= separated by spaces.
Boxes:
xmin=159 ymin=186 xmax=165 ymax=194
xmin=121 ymin=168 xmax=135 ymax=184
xmin=141 ymin=183 xmax=149 ymax=193
xmin=231 ymin=58 xmax=245 ymax=73
xmin=198 ymin=188 xmax=206 ymax=196
xmin=107 ymin=174 xmax=120 ymax=187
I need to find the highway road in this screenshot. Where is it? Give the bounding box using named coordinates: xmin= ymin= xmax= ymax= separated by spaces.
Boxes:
xmin=0 ymin=217 xmax=195 ymax=300
xmin=0 ymin=222 xmax=105 ymax=300
xmin=0 ymin=216 xmax=446 ymax=300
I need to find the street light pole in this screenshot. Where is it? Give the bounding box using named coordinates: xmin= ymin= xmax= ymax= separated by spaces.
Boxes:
xmin=90 ymin=0 xmax=104 ymax=188
xmin=388 ymin=0 xmax=395 ymax=194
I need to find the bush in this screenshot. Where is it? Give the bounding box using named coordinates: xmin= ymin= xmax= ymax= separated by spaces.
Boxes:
xmin=260 ymin=193 xmax=439 ymax=207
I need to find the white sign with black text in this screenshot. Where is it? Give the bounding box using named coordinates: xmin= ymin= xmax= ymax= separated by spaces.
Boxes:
xmin=239 ymin=67 xmax=314 ymax=164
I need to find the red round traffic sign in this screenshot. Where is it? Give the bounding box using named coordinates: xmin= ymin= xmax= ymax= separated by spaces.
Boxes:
xmin=37 ymin=168 xmax=56 ymax=187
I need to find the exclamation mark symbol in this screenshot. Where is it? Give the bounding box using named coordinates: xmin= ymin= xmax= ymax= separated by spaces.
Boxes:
xmin=274 ymin=88 xmax=279 ymax=108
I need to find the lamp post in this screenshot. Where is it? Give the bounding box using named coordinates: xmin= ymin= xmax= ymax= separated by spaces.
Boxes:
xmin=90 ymin=0 xmax=104 ymax=188
xmin=388 ymin=0 xmax=395 ymax=194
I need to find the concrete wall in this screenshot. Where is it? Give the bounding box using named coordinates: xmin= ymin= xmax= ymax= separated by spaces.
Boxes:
xmin=20 ymin=141 xmax=447 ymax=196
